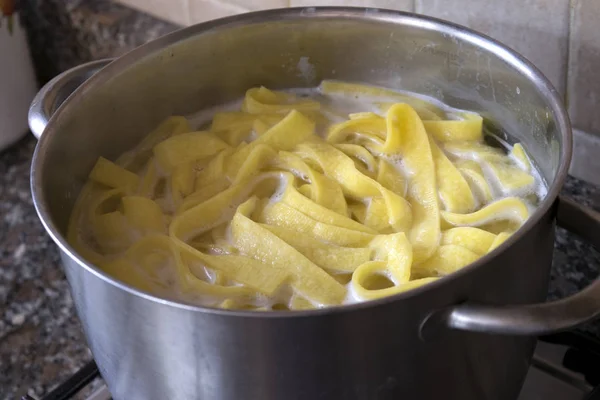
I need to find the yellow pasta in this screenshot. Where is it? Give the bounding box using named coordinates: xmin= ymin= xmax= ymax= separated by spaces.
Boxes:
xmin=153 ymin=131 xmax=228 ymax=172
xmin=68 ymin=82 xmax=543 ymax=311
xmin=89 ymin=157 xmax=139 ymax=191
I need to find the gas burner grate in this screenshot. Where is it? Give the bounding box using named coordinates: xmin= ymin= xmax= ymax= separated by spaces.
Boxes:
xmin=21 ymin=361 xmax=100 ymax=400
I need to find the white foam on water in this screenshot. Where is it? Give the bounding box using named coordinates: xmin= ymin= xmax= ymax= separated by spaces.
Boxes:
xmin=78 ymin=81 xmax=549 ymax=310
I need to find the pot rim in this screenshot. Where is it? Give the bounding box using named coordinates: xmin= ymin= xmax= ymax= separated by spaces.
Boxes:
xmin=30 ymin=6 xmax=572 ymax=318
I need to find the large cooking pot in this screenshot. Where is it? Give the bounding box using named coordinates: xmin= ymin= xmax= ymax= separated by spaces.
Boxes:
xmin=28 ymin=7 xmax=600 ymax=400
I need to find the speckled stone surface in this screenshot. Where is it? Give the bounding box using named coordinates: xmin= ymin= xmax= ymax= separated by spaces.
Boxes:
xmin=0 ymin=136 xmax=91 ymax=400
xmin=2 ymin=1 xmax=600 ymax=399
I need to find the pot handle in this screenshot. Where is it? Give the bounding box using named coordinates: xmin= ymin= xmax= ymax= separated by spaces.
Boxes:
xmin=28 ymin=59 xmax=113 ymax=139
xmin=420 ymin=195 xmax=600 ymax=340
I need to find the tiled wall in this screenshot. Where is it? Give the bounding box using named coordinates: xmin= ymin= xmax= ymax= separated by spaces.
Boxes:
xmin=115 ymin=0 xmax=600 ymax=138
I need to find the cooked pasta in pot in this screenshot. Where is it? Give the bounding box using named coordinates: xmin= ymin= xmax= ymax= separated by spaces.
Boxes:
xmin=67 ymin=81 xmax=545 ymax=310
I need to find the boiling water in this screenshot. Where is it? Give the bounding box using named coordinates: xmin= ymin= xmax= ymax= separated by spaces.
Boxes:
xmin=189 ymin=85 xmax=547 ymax=204
xmin=77 ymin=83 xmax=548 ymax=309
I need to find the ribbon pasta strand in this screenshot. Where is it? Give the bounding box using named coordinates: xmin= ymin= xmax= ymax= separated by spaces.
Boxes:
xmin=68 ymin=83 xmax=541 ymax=311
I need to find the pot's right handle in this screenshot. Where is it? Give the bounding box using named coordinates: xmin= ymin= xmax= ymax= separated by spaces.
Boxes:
xmin=28 ymin=59 xmax=113 ymax=139
xmin=420 ymin=195 xmax=600 ymax=340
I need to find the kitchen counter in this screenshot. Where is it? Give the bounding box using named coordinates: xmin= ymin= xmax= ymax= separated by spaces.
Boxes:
xmin=0 ymin=137 xmax=91 ymax=399
xmin=2 ymin=1 xmax=600 ymax=399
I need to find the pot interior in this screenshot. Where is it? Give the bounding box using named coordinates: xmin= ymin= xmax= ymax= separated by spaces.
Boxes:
xmin=35 ymin=8 xmax=569 ymax=241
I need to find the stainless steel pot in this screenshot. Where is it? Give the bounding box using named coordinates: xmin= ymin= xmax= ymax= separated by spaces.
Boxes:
xmin=28 ymin=8 xmax=600 ymax=400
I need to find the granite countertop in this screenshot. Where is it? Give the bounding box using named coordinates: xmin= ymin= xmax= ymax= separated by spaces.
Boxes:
xmin=0 ymin=137 xmax=90 ymax=399
xmin=2 ymin=1 xmax=600 ymax=399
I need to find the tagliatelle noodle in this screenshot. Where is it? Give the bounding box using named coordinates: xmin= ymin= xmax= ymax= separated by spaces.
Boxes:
xmin=67 ymin=82 xmax=541 ymax=310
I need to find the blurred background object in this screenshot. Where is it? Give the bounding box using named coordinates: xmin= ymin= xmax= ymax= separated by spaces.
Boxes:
xmin=0 ymin=0 xmax=36 ymax=151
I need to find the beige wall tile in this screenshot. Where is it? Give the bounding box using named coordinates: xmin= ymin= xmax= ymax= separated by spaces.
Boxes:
xmin=416 ymin=0 xmax=570 ymax=95
xmin=117 ymin=0 xmax=289 ymax=26
xmin=568 ymin=0 xmax=600 ymax=134
xmin=188 ymin=0 xmax=288 ymax=24
xmin=221 ymin=0 xmax=289 ymax=9
xmin=570 ymin=129 xmax=600 ymax=184
xmin=290 ymin=0 xmax=413 ymax=11
xmin=115 ymin=0 xmax=190 ymax=26
xmin=188 ymin=0 xmax=249 ymax=23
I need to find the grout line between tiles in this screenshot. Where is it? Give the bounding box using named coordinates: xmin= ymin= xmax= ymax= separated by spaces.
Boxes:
xmin=184 ymin=0 xmax=191 ymax=26
xmin=564 ymin=0 xmax=578 ymax=109
xmin=413 ymin=0 xmax=421 ymax=14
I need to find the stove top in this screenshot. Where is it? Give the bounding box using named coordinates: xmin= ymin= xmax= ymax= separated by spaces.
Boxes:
xmin=22 ymin=331 xmax=600 ymax=400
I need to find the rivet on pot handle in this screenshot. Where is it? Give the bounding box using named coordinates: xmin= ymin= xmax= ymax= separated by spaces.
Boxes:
xmin=420 ymin=195 xmax=600 ymax=340
xmin=28 ymin=59 xmax=114 ymax=139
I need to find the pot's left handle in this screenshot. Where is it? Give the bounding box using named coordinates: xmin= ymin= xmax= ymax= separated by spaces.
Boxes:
xmin=28 ymin=59 xmax=114 ymax=139
xmin=420 ymin=195 xmax=600 ymax=340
